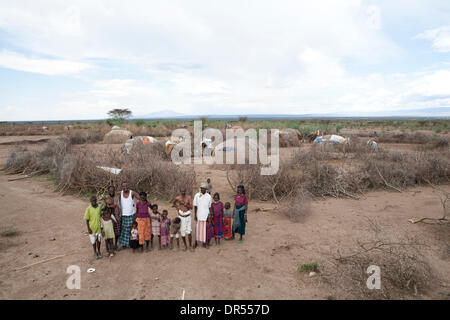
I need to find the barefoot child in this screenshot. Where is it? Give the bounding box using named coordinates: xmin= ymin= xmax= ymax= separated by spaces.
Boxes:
xmin=223 ymin=202 xmax=233 ymax=240
xmin=160 ymin=210 xmax=171 ymax=249
xmin=170 ymin=217 xmax=181 ymax=249
xmin=136 ymin=192 xmax=152 ymax=252
xmin=84 ymin=195 xmax=103 ymax=259
xmin=211 ymin=192 xmax=224 ymax=245
xmin=206 ymin=214 xmax=214 ymax=248
xmin=130 ymin=221 xmax=140 ymax=253
xmin=101 ymin=198 xmax=118 ymax=257
xmin=150 ymin=204 xmax=161 ymax=250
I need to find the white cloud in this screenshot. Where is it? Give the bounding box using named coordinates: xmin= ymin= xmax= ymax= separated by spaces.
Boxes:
xmin=0 ymin=50 xmax=90 ymax=75
xmin=415 ymin=26 xmax=450 ymax=52
xmin=1 ymin=1 xmax=449 ymax=120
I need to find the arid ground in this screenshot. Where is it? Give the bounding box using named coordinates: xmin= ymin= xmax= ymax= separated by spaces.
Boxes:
xmin=0 ymin=132 xmax=449 ymax=300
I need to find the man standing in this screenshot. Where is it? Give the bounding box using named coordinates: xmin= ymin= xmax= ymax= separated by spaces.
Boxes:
xmin=118 ymin=182 xmax=139 ymax=249
xmin=173 ymin=187 xmax=193 ymax=252
xmin=193 ymin=182 xmax=212 ymax=249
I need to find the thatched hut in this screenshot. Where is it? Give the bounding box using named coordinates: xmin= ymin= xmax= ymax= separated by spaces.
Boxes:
xmin=278 ymin=129 xmax=302 ymax=147
xmin=103 ymin=129 xmax=133 ymax=144
xmin=213 ymin=136 xmax=263 ymax=164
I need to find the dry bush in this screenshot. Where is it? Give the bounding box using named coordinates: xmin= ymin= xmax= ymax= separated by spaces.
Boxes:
xmin=324 ymin=248 xmax=433 ymax=299
xmin=128 ymin=125 xmax=172 ymax=137
xmin=3 ymin=137 xmax=195 ymax=200
xmin=278 ymin=186 xmax=312 ymax=222
xmin=66 ymin=130 xmax=104 ymax=144
xmin=291 ymin=145 xmax=449 ymax=198
xmin=422 ymin=137 xmax=449 ymax=150
xmin=321 ymin=219 xmax=435 ymax=299
xmin=377 ymin=132 xmax=429 ymax=144
xmin=226 ymin=162 xmax=302 ymax=202
xmin=0 ymin=123 xmax=67 ymax=136
xmin=127 ymin=141 xmax=169 ymax=161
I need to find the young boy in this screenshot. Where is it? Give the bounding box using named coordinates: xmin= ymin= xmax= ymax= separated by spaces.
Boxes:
xmin=170 ymin=217 xmax=181 ymax=250
xmin=84 ymin=195 xmax=103 ymax=259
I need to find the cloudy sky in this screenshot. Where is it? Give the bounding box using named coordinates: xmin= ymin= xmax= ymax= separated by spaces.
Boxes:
xmin=1 ymin=0 xmax=450 ymax=120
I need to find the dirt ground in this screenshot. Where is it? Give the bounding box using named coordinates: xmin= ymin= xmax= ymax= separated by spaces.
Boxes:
xmin=0 ymin=136 xmax=449 ymax=300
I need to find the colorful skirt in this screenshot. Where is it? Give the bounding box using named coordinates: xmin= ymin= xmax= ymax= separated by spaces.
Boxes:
xmin=196 ymin=221 xmax=207 ymax=243
xmin=223 ymin=216 xmax=232 ymax=239
xmin=137 ymin=217 xmax=151 ymax=245
xmin=206 ymin=223 xmax=214 ymax=241
xmin=160 ymin=223 xmax=170 ymax=246
xmin=119 ymin=215 xmax=134 ymax=247
xmin=213 ymin=214 xmax=223 ymax=238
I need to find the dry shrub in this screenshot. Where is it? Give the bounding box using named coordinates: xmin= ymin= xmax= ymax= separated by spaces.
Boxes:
xmin=377 ymin=132 xmax=433 ymax=144
xmin=291 ymin=145 xmax=449 ymax=198
xmin=127 ymin=141 xmax=169 ymax=161
xmin=228 ymin=141 xmax=449 ymax=201
xmin=422 ymin=137 xmax=449 ymax=150
xmin=66 ymin=130 xmax=104 ymax=144
xmin=322 ymin=221 xmax=435 ymax=299
xmin=278 ymin=186 xmax=312 ymax=221
xmin=302 ymin=162 xmax=366 ymax=199
xmin=4 ymin=137 xmax=70 ymax=175
xmin=226 ymin=162 xmax=302 ymax=202
xmin=324 ymin=248 xmax=433 ymax=299
xmin=129 ymin=125 xmax=172 ymax=137
xmin=4 ymin=137 xmax=195 ymax=200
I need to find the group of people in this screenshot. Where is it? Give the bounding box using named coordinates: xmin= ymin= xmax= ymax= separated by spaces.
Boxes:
xmin=83 ymin=181 xmax=249 ymax=259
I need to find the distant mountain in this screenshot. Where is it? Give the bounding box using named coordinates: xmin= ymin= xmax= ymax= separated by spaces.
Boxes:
xmin=132 ymin=107 xmax=449 ymax=120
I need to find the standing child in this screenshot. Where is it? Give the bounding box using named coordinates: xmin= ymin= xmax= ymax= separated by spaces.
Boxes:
xmin=206 ymin=214 xmax=214 ymax=248
xmin=150 ymin=204 xmax=161 ymax=250
xmin=130 ymin=221 xmax=140 ymax=252
xmin=223 ymin=202 xmax=233 ymax=240
xmin=101 ymin=198 xmax=118 ymax=257
xmin=84 ymin=195 xmax=103 ymax=259
xmin=136 ymin=192 xmax=152 ymax=252
xmin=211 ymin=192 xmax=224 ymax=245
xmin=170 ymin=217 xmax=181 ymax=250
xmin=160 ymin=210 xmax=171 ymax=249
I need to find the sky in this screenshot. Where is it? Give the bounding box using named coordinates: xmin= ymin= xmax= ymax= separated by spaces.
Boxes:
xmin=0 ymin=0 xmax=450 ymax=121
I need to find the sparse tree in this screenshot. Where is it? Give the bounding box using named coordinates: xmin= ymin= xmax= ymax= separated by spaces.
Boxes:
xmin=107 ymin=108 xmax=133 ymax=120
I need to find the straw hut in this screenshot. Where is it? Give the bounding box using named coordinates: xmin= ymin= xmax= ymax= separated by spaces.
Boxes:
xmin=278 ymin=129 xmax=302 ymax=147
xmin=103 ymin=128 xmax=133 ymax=144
